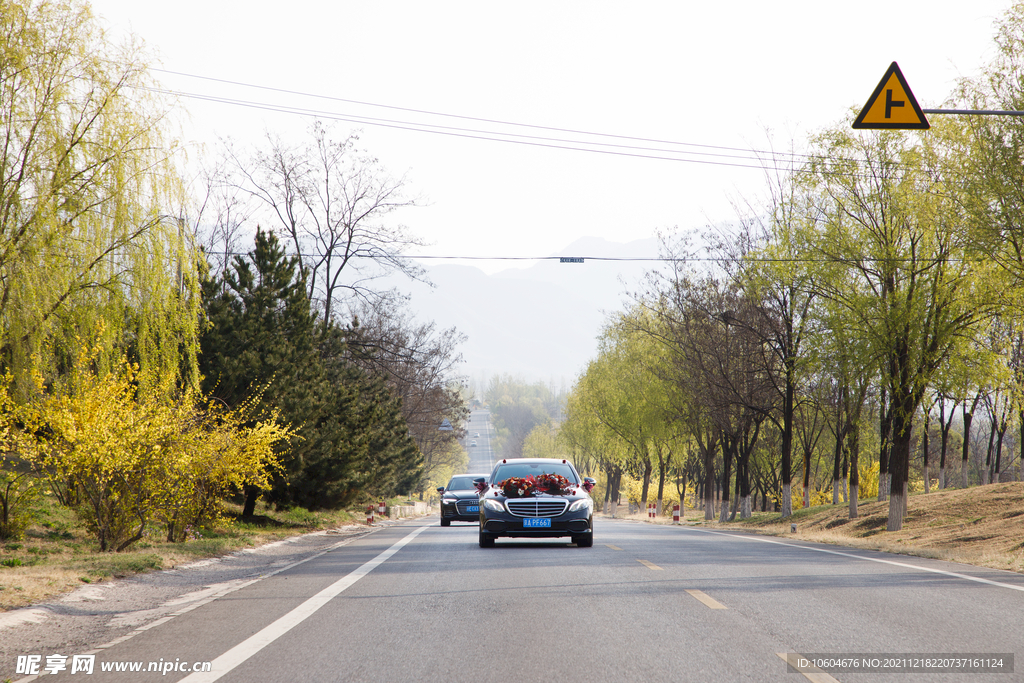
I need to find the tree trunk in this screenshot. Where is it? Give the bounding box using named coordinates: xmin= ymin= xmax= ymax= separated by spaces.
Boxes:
xmin=242 ymin=485 xmax=260 ymax=517
xmin=832 ymin=419 xmax=844 ymax=505
xmin=781 ymin=372 xmax=795 ymax=517
xmin=994 ymin=421 xmax=1007 ymax=483
xmin=848 ymin=425 xmax=860 ymax=519
xmin=704 ymin=450 xmax=715 ymax=521
xmin=887 ymin=478 xmax=908 ymax=532
xmin=922 ymin=411 xmax=930 ymax=494
xmin=728 ymin=490 xmax=740 ymax=520
xmin=878 ymin=393 xmax=891 ymax=502
xmin=640 ymin=457 xmax=652 ymax=508
xmin=719 ymin=438 xmax=733 ymax=523
xmin=886 ymin=394 xmax=915 ymax=531
xmin=938 ymin=399 xmax=954 ymax=490
xmin=962 ymin=403 xmax=975 ymax=489
xmin=984 ymin=414 xmax=996 ymax=485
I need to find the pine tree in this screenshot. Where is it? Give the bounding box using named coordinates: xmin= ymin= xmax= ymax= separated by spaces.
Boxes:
xmin=200 ymin=227 xmax=322 ymax=515
xmin=200 ymin=227 xmax=424 ymax=512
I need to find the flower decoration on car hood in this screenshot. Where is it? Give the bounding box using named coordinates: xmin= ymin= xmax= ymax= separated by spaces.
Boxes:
xmin=497 ymin=476 xmax=536 ymax=498
xmin=534 ymin=473 xmax=574 ymax=495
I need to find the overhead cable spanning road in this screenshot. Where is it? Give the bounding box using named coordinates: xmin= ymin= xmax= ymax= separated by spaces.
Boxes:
xmin=6 ymin=519 xmax=1023 ymax=682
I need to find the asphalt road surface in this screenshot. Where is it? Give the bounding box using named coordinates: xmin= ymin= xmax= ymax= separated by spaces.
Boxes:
xmin=13 ymin=517 xmax=1024 ymax=683
xmin=465 ymin=409 xmax=495 ymax=474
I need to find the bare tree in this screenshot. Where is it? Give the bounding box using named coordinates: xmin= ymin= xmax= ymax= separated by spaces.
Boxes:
xmin=344 ymin=299 xmax=468 ymax=489
xmin=224 ymin=121 xmax=427 ymax=322
xmin=187 ymin=159 xmax=256 ymax=278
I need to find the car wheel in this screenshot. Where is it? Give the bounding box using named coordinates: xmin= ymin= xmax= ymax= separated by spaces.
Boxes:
xmin=479 ymin=528 xmax=495 ymax=547
xmin=573 ymin=533 xmax=593 ymax=547
xmin=440 ymin=518 xmax=451 ymax=527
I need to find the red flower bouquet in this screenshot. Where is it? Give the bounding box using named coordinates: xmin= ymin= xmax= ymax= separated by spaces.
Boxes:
xmin=497 ymin=476 xmax=536 ymax=498
xmin=534 ymin=473 xmax=574 ymax=495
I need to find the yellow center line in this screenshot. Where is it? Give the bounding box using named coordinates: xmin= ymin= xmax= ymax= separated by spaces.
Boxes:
xmin=637 ymin=559 xmax=662 ymax=570
xmin=776 ymin=653 xmax=841 ymax=683
xmin=605 ymin=544 xmax=622 ymax=551
xmin=685 ymin=589 xmax=727 ymax=609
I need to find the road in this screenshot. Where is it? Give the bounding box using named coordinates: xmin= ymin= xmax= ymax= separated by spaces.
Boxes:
xmin=15 ymin=517 xmax=1024 ymax=682
xmin=465 ymin=408 xmax=496 ymax=474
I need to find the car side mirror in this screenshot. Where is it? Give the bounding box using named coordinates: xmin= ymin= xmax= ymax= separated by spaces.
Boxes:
xmin=436 ymin=487 xmax=445 ymax=494
xmin=473 ymin=477 xmax=487 ymax=493
xmin=582 ymin=478 xmax=596 ymax=493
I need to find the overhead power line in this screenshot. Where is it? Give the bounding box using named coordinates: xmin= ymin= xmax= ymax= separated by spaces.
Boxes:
xmin=152 ymin=68 xmax=819 ymax=162
xmin=145 ymin=69 xmax=891 ymax=178
xmin=208 ymin=250 xmax=987 ymax=265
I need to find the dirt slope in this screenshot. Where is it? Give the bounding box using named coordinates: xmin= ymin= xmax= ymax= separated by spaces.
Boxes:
xmin=735 ymin=482 xmax=1024 ymax=573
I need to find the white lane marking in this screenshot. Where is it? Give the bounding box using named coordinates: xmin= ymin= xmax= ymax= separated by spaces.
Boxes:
xmin=681 ymin=526 xmax=1024 ymax=593
xmin=180 ymin=525 xmax=430 ymax=683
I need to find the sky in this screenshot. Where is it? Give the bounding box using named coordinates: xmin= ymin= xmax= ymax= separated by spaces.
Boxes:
xmin=89 ymin=1 xmax=1013 ymax=263
xmin=85 ymin=0 xmax=1017 ymax=381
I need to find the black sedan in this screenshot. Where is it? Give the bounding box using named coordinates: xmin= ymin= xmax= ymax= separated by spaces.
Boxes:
xmin=475 ymin=458 xmax=596 ymax=547
xmin=437 ymin=473 xmax=489 ymax=526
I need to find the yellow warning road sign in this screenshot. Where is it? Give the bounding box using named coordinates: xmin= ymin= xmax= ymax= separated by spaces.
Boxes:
xmin=852 ymin=62 xmax=930 ymax=130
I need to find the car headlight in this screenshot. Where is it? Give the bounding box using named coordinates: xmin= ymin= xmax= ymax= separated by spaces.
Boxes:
xmin=483 ymin=498 xmax=506 ymax=512
xmin=442 ymin=497 xmax=457 ymax=504
xmin=568 ymin=498 xmax=593 ymax=512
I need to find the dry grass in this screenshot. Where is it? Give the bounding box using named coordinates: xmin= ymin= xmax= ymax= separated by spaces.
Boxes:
xmin=0 ymin=499 xmax=364 ymax=611
xmin=605 ymin=482 xmax=1024 ymax=574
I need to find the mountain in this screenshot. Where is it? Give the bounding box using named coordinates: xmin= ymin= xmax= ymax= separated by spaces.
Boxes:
xmin=394 ymin=236 xmax=661 ymax=385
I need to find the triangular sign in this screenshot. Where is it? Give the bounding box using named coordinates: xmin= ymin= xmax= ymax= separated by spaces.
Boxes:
xmin=439 ymin=419 xmax=454 ymax=431
xmin=852 ymin=62 xmax=930 ymax=130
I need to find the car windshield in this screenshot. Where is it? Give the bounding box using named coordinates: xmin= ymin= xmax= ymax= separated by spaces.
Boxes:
xmin=491 ymin=462 xmax=579 ymax=484
xmin=446 ymin=476 xmax=480 ymax=491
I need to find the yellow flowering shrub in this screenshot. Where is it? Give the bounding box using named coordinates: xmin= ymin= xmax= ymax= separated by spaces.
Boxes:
xmin=21 ymin=342 xmax=291 ymax=551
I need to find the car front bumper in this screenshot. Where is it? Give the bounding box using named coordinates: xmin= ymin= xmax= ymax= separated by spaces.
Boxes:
xmin=480 ymin=511 xmax=593 ymax=538
xmin=440 ymin=500 xmax=481 ymax=523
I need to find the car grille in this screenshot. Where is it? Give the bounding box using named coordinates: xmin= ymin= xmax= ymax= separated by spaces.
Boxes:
xmin=506 ymin=499 xmax=568 ymax=517
xmin=456 ymin=500 xmax=479 ymax=515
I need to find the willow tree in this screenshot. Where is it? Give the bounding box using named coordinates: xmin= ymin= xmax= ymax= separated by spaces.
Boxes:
xmin=561 ymin=384 xmax=623 ymax=514
xmin=805 ymin=122 xmax=1006 ymax=531
xmin=0 ymin=0 xmax=199 ymax=394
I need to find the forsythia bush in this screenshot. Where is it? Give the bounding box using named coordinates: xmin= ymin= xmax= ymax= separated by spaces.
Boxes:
xmin=623 ymin=476 xmax=679 ymax=510
xmin=18 ymin=342 xmax=292 ymax=551
xmin=858 ymin=460 xmax=880 ymax=500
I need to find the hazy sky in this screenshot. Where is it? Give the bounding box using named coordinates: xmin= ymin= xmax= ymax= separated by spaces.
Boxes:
xmin=89 ymin=1 xmax=1013 ymax=274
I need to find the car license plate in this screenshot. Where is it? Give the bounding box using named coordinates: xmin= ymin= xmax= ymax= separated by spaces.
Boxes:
xmin=466 ymin=505 xmax=479 ymax=512
xmin=523 ymin=518 xmax=551 ymax=528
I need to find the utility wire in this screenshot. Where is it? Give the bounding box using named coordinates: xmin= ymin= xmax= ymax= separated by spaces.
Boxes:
xmin=152 ymin=87 xmax=787 ymax=169
xmin=153 ymin=85 xmax=892 ymax=179
xmin=152 ymin=67 xmax=824 ymax=164
xmin=209 ymin=250 xmax=989 ymax=265
xmin=144 ymin=70 xmax=906 ymax=178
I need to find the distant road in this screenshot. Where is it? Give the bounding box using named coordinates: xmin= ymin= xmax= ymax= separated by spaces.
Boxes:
xmin=22 ymin=519 xmax=1024 ymax=682
xmin=465 ymin=408 xmax=495 ymax=473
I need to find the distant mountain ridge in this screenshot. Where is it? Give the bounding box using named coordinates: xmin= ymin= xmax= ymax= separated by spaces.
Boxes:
xmin=394 ymin=236 xmax=662 ymax=385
